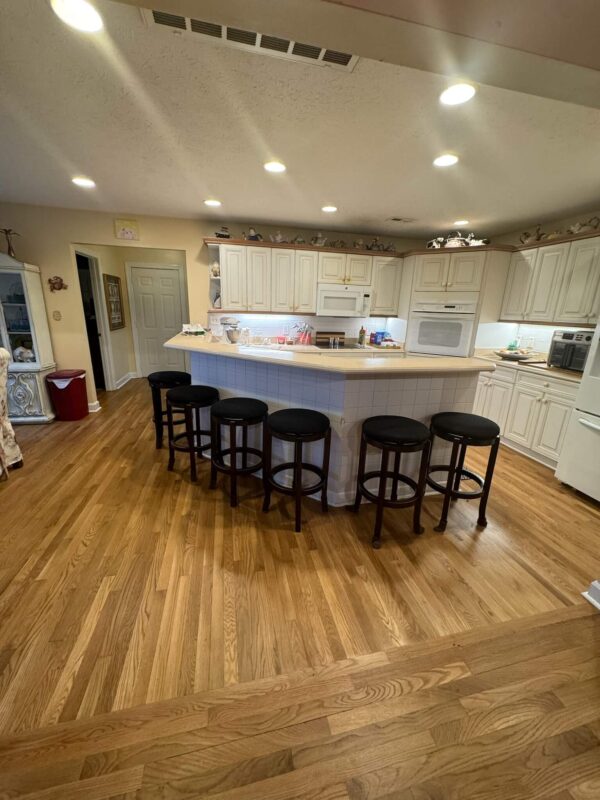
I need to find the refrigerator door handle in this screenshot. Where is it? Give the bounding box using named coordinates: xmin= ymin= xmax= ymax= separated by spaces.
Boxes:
xmin=579 ymin=418 xmax=600 ymax=433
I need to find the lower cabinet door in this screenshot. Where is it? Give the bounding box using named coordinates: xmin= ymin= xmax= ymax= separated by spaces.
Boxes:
xmin=485 ymin=379 xmax=512 ymax=433
xmin=473 ymin=375 xmax=489 ymax=416
xmin=531 ymin=393 xmax=574 ymax=461
xmin=504 ymin=385 xmax=542 ymax=448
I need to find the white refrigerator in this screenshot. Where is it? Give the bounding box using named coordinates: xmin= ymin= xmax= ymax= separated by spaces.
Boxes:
xmin=555 ymin=324 xmax=600 ymax=501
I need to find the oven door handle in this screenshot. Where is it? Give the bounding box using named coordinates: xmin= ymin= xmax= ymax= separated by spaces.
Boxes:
xmin=579 ymin=418 xmax=600 ymax=433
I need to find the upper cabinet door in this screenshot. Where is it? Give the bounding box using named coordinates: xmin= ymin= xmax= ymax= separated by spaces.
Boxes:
xmin=219 ymin=245 xmax=247 ymax=310
xmin=525 ymin=242 xmax=570 ymax=322
xmin=346 ymin=254 xmax=372 ymax=285
xmin=371 ymin=257 xmax=402 ymax=316
xmin=413 ymin=253 xmax=450 ymax=291
xmin=294 ymin=250 xmax=318 ymax=313
xmin=555 ymin=238 xmax=600 ymax=324
xmin=447 ymin=251 xmax=485 ymax=292
xmin=318 ymin=252 xmax=346 ymax=283
xmin=247 ymin=248 xmax=271 ymax=312
xmin=500 ymin=249 xmax=537 ymax=320
xmin=270 ymin=249 xmax=295 ymax=312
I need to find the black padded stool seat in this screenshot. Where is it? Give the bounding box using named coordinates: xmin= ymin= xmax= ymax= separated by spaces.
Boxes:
xmin=354 ymin=415 xmax=431 ymax=549
xmin=210 ymin=398 xmax=268 ymax=507
xmin=167 ymin=385 xmax=219 ymax=407
xmin=263 ymin=409 xmax=332 ymax=533
xmin=147 ymin=370 xmax=191 ymax=448
xmin=268 ymin=408 xmax=330 ymax=437
xmin=431 ymin=412 xmax=500 ymax=443
xmin=363 ymin=415 xmax=430 ymax=446
xmin=165 ymin=384 xmax=219 ymax=482
xmin=211 ymin=397 xmax=268 ymax=421
xmin=427 ymin=411 xmax=501 ymax=532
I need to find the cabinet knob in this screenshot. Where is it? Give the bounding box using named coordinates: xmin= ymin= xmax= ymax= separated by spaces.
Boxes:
xmin=542 ymin=398 xmax=548 ymax=404
xmin=543 ymin=382 xmax=549 ymax=387
xmin=447 ymin=282 xmax=453 ymax=287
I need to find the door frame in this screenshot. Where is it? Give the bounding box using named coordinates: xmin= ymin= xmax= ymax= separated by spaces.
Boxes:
xmin=125 ymin=262 xmax=188 ymax=377
xmin=74 ymin=248 xmax=117 ymax=391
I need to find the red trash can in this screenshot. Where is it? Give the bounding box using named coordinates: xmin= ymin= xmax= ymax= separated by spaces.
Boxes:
xmin=46 ymin=369 xmax=89 ymax=420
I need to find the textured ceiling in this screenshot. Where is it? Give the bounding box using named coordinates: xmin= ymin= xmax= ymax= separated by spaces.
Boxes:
xmin=1 ymin=0 xmax=600 ymax=236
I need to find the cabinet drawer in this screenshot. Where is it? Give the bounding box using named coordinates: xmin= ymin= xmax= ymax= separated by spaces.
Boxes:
xmin=516 ymin=371 xmax=578 ymax=399
xmin=491 ymin=365 xmax=516 ymax=384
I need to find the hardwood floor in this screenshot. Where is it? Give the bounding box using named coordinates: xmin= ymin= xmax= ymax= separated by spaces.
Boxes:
xmin=1 ymin=377 xmax=599 ymax=796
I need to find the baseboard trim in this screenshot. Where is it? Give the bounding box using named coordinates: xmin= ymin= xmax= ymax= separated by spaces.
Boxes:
xmin=88 ymin=401 xmax=101 ymax=413
xmin=114 ymin=372 xmax=137 ymax=390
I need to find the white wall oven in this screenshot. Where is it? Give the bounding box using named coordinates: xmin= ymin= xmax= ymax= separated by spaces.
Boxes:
xmin=406 ymin=292 xmax=479 ymax=357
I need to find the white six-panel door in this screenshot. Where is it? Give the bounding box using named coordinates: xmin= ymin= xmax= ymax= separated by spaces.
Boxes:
xmin=128 ymin=265 xmax=186 ymax=376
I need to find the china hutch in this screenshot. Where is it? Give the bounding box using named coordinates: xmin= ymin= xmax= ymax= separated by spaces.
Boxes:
xmin=0 ymin=253 xmax=55 ymax=422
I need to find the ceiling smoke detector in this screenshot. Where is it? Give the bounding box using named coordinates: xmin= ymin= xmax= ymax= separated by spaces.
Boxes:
xmin=144 ymin=9 xmax=358 ymax=72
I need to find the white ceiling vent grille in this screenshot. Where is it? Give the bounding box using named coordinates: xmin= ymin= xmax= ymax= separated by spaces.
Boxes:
xmin=142 ymin=9 xmax=358 ymax=72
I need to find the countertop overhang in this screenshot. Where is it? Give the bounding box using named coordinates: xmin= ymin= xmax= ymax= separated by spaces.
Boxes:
xmin=165 ymin=335 xmax=494 ymax=375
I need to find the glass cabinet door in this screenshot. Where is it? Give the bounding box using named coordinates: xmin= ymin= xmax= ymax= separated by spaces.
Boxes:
xmin=0 ymin=272 xmax=37 ymax=363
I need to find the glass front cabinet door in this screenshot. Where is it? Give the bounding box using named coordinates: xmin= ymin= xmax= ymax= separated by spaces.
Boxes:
xmin=0 ymin=253 xmax=56 ymax=422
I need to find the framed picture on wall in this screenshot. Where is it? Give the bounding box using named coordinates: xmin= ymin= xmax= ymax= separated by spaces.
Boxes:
xmin=103 ymin=274 xmax=125 ymax=331
xmin=114 ymin=218 xmax=139 ymax=240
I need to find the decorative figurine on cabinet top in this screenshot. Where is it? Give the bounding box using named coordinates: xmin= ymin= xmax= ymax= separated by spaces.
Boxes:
xmin=246 ymin=227 xmax=263 ymax=241
xmin=215 ymin=226 xmax=231 ymax=239
xmin=0 ymin=228 xmax=20 ymax=258
xmin=290 ymin=234 xmax=306 ymax=244
xmin=48 ymin=276 xmax=68 ymax=292
xmin=269 ymin=231 xmax=287 ymax=243
xmin=310 ymin=232 xmax=328 ymax=247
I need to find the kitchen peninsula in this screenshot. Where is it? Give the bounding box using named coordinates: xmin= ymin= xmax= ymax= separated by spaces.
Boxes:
xmin=165 ymin=334 xmax=493 ymax=505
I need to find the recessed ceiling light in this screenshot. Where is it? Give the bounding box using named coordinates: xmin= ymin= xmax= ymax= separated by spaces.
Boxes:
xmin=204 ymin=199 xmax=222 ymax=207
xmin=72 ymin=176 xmax=96 ymax=188
xmin=433 ymin=154 xmax=459 ymax=167
xmin=51 ymin=0 xmax=103 ymax=32
xmin=453 ymin=220 xmax=469 ymax=226
xmin=322 ymin=205 xmax=337 ymax=213
xmin=264 ymin=161 xmax=286 ymax=173
xmin=440 ymin=83 xmax=476 ymax=106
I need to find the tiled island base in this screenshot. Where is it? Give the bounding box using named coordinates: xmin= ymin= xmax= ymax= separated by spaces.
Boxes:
xmin=191 ymin=353 xmax=478 ymax=506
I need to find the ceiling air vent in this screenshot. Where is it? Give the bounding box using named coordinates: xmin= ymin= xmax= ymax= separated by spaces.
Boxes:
xmin=227 ymin=27 xmax=257 ymax=46
xmin=190 ymin=19 xmax=222 ymax=38
xmin=152 ymin=10 xmax=186 ymax=29
xmin=143 ymin=9 xmax=358 ymax=71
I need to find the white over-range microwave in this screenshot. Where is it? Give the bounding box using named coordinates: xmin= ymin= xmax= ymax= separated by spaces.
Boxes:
xmin=406 ymin=292 xmax=479 ymax=357
xmin=316 ymin=284 xmax=372 ymax=318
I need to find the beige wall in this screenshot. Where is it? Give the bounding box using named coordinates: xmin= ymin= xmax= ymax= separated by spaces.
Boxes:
xmin=495 ymin=207 xmax=600 ymax=245
xmin=0 ymin=201 xmax=421 ymax=405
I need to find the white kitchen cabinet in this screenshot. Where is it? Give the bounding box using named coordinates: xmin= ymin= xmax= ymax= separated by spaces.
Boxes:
xmin=318 ymin=252 xmax=346 ymax=283
xmin=531 ymin=392 xmax=574 ymax=461
xmin=555 ymin=237 xmax=600 ymax=324
xmin=220 ymin=245 xmax=247 ymax=311
xmin=294 ymin=250 xmax=318 ymax=313
xmin=525 ymin=242 xmax=570 ymax=322
xmin=371 ymin=256 xmax=402 ymax=316
xmin=472 ymin=367 xmax=514 ymax=433
xmin=413 ymin=253 xmax=448 ymax=291
xmin=447 ymin=251 xmax=485 ymax=291
xmin=504 ymin=384 xmax=542 ymax=448
xmin=270 ymin=249 xmax=294 ymax=312
xmin=500 ymin=249 xmax=537 ymax=320
xmin=247 ymin=248 xmax=271 ymax=311
xmin=346 ymin=254 xmax=372 ymax=285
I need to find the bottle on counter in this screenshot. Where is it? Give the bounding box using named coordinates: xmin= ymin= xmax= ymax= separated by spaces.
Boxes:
xmin=358 ymin=326 xmax=366 ymax=346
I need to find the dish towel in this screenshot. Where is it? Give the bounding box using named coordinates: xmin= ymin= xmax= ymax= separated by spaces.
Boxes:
xmin=0 ymin=347 xmax=23 ymax=480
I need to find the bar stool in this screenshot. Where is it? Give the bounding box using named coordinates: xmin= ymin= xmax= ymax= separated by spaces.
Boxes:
xmin=262 ymin=408 xmax=331 ymax=533
xmin=427 ymin=411 xmax=500 ymax=532
xmin=353 ymin=416 xmax=431 ymax=549
xmin=210 ymin=397 xmax=268 ymax=507
xmin=166 ymin=384 xmax=219 ymax=482
xmin=147 ymin=371 xmax=191 ymax=448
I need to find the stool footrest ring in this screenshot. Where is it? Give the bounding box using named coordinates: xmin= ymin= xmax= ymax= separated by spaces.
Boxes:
xmin=357 ymin=470 xmax=419 ymax=508
xmin=266 ymin=461 xmax=325 ymax=497
xmin=427 ymin=465 xmax=484 ymax=500
xmin=211 ymin=446 xmax=263 ymax=475
xmin=170 ymin=430 xmax=211 ymax=456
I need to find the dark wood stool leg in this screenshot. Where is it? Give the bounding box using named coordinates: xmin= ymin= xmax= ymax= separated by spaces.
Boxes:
xmin=353 ymin=435 xmax=368 ymax=512
xmin=435 ymin=440 xmax=460 ymax=533
xmin=412 ymin=439 xmax=431 ymax=535
xmin=477 ymin=437 xmax=500 ymax=527
xmin=229 ymin=422 xmax=238 ymax=508
xmin=372 ymin=447 xmax=389 ymax=549
xmin=151 ymin=385 xmax=164 ymax=449
xmin=262 ymin=425 xmax=272 ymax=512
xmin=391 ymin=450 xmax=401 ymax=501
xmin=166 ymin=400 xmax=175 ymax=471
xmin=293 ymin=439 xmax=303 ymax=533
xmin=195 ymin=406 xmax=202 ymax=452
xmin=321 ymin=428 xmax=331 ymax=513
xmin=209 ymin=416 xmax=219 ymax=489
xmin=452 ymin=443 xmax=467 ymax=498
xmin=185 ymin=406 xmax=197 ymax=483
xmin=242 ymin=425 xmax=248 ymax=469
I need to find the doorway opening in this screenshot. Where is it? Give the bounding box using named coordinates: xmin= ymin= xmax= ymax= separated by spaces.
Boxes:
xmin=76 ymin=253 xmax=106 ymax=391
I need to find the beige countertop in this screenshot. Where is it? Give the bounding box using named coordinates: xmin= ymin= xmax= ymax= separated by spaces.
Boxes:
xmin=165 ymin=334 xmax=494 ymax=375
xmin=475 ymin=352 xmax=582 ymax=383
